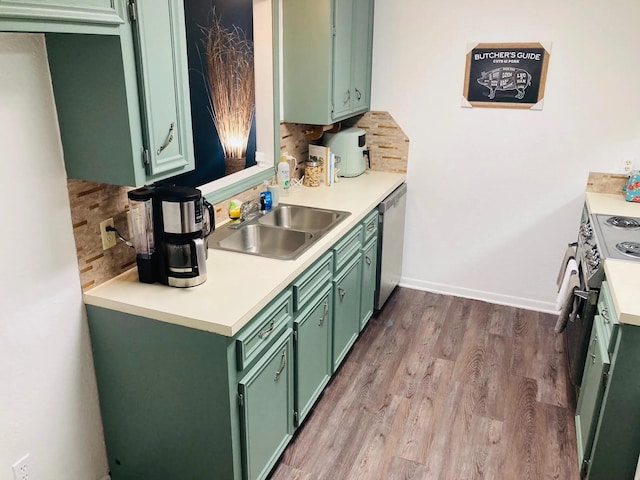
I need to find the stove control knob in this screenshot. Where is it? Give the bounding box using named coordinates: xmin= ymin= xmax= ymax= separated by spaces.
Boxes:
xmin=581 ymin=223 xmax=593 ymax=238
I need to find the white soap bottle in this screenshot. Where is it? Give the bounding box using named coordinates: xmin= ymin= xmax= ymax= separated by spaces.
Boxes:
xmin=277 ymin=155 xmax=291 ymax=195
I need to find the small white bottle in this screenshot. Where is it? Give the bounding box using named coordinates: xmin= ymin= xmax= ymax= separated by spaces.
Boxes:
xmin=277 ymin=155 xmax=291 ymax=195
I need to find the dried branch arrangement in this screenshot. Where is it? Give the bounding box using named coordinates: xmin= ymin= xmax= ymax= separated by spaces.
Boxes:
xmin=203 ymin=13 xmax=255 ymax=161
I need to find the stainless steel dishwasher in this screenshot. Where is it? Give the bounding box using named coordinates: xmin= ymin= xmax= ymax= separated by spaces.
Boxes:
xmin=375 ymin=183 xmax=407 ymax=310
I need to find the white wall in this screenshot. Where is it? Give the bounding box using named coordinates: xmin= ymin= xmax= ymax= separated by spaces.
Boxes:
xmin=371 ymin=0 xmax=640 ymax=311
xmin=0 ymin=34 xmax=108 ymax=480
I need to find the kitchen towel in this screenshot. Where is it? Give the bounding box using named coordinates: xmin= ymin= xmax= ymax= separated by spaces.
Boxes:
xmin=555 ymin=269 xmax=580 ymax=333
xmin=556 ymin=258 xmax=579 ymax=311
xmin=556 ymin=244 xmax=577 ymax=289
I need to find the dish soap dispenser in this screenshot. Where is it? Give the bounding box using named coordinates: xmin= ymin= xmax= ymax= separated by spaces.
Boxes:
xmin=277 ymin=154 xmax=291 ymax=195
xmin=259 ymin=180 xmax=272 ymax=212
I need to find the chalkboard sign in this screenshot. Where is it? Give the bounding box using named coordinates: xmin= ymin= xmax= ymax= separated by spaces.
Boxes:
xmin=463 ymin=43 xmax=551 ymax=109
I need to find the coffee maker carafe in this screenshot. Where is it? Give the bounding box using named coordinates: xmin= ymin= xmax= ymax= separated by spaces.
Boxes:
xmin=127 ymin=185 xmax=215 ymax=287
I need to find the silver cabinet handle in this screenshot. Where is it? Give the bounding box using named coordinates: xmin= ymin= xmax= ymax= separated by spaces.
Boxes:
xmin=274 ymin=351 xmax=286 ymax=381
xmin=157 ymin=122 xmax=175 ymax=155
xmin=338 ymin=287 xmax=346 ymax=301
xmin=591 ymin=353 xmax=597 ymax=364
xmin=367 ymin=223 xmax=375 ymax=232
xmin=355 ymin=88 xmax=362 ymax=101
xmin=365 ymin=256 xmax=372 ymax=266
xmin=601 ymin=306 xmax=610 ymax=323
xmin=319 ymin=301 xmax=328 ymax=326
xmin=258 ymin=321 xmax=275 ymax=339
xmin=343 ymin=90 xmax=351 ymax=105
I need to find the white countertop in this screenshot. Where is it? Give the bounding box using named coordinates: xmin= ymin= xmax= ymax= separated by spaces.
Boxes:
xmin=586 ymin=192 xmax=640 ymax=326
xmin=84 ymin=171 xmax=406 ymax=336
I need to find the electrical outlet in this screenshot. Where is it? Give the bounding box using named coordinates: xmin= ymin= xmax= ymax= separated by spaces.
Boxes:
xmin=100 ymin=218 xmax=116 ymax=250
xmin=12 ymin=454 xmax=30 ymax=480
xmin=621 ymin=158 xmax=634 ymax=175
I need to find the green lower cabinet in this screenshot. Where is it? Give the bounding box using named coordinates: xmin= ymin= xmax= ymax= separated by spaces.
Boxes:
xmin=575 ymin=315 xmax=610 ymax=472
xmin=294 ymin=285 xmax=333 ymax=425
xmin=332 ymin=253 xmax=362 ymax=371
xmin=360 ymin=237 xmax=377 ymax=331
xmin=239 ymin=329 xmax=294 ymax=480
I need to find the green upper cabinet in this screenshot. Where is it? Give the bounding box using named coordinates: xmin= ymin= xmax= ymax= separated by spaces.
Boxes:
xmin=128 ymin=0 xmax=193 ymax=179
xmin=0 ymin=0 xmax=124 ymax=33
xmin=44 ymin=0 xmax=194 ymax=186
xmin=350 ymin=0 xmax=373 ymax=111
xmin=282 ymin=0 xmax=374 ymax=125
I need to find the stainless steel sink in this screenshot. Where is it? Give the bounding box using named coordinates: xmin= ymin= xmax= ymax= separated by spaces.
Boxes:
xmin=217 ymin=224 xmax=313 ymax=260
xmin=209 ymin=204 xmax=350 ymax=260
xmin=258 ymin=204 xmax=350 ymax=233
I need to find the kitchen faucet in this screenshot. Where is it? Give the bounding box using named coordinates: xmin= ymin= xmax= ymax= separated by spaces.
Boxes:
xmin=229 ymin=200 xmax=261 ymax=229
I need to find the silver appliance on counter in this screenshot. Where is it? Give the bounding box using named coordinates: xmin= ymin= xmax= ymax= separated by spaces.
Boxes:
xmin=565 ymin=211 xmax=640 ymax=387
xmin=375 ymin=183 xmax=407 ymax=310
xmin=127 ymin=185 xmax=215 ymax=287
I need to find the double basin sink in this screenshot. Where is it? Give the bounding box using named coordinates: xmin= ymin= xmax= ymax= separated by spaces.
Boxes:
xmin=209 ymin=204 xmax=351 ymax=260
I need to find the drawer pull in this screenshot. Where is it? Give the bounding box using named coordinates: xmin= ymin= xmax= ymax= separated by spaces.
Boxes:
xmin=274 ymin=351 xmax=287 ymax=381
xmin=355 ymin=88 xmax=362 ymax=101
xmin=367 ymin=223 xmax=375 ymax=232
xmin=338 ymin=287 xmax=346 ymax=301
xmin=591 ymin=353 xmax=597 ymax=365
xmin=258 ymin=321 xmax=275 ymax=339
xmin=156 ymin=122 xmax=175 ymax=155
xmin=601 ymin=307 xmax=610 ymax=323
xmin=365 ymin=255 xmax=372 ymax=266
xmin=319 ymin=301 xmax=328 ymax=326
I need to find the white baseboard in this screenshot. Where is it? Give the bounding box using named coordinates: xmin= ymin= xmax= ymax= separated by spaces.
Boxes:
xmin=399 ymin=277 xmax=558 ymax=314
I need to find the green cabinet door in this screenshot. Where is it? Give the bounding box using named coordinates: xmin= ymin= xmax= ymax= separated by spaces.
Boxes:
xmin=332 ymin=254 xmax=362 ymax=371
xmin=331 ymin=0 xmax=353 ymax=120
xmin=130 ymin=0 xmax=194 ymax=180
xmin=282 ymin=0 xmax=373 ymax=125
xmin=350 ymin=0 xmax=373 ymax=111
xmin=294 ymin=285 xmax=333 ymax=425
xmin=576 ymin=315 xmax=610 ymax=472
xmin=360 ymin=237 xmax=377 ymax=331
xmin=239 ymin=329 xmax=294 ymax=480
xmin=0 ymin=0 xmax=124 ymax=33
xmin=44 ymin=0 xmax=194 ymax=186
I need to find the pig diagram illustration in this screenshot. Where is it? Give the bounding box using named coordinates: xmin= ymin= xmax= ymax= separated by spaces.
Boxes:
xmin=477 ymin=67 xmax=532 ymax=100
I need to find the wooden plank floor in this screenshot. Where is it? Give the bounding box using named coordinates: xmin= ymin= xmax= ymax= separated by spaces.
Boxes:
xmin=270 ymin=288 xmax=580 ymax=480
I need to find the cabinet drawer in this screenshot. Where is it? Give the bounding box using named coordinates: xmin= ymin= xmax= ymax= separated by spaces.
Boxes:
xmin=362 ymin=209 xmax=378 ymax=243
xmin=598 ymin=281 xmax=619 ymax=352
xmin=333 ymin=224 xmax=362 ymax=272
xmin=236 ymin=290 xmax=293 ymax=371
xmin=292 ymin=251 xmax=333 ymax=313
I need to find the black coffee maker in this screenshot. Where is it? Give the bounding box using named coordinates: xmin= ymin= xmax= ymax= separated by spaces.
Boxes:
xmin=127 ymin=185 xmax=215 ymax=287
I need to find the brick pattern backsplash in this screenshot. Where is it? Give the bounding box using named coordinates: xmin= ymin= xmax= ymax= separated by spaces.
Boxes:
xmin=68 ymin=111 xmax=410 ymax=291
xmin=67 ymin=180 xmax=136 ymax=290
xmin=356 ymin=111 xmax=409 ymax=173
